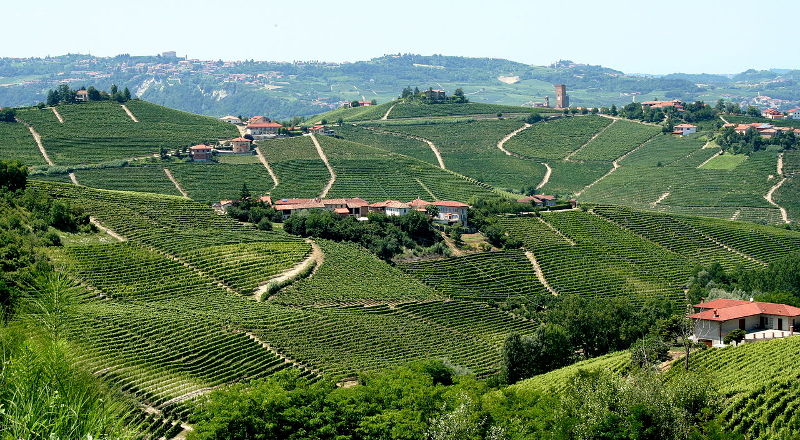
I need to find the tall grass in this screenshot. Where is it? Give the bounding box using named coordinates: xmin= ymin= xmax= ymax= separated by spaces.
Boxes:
xmin=0 ymin=273 xmax=140 ymax=439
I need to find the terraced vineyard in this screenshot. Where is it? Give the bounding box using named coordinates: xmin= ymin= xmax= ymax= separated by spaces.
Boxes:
xmin=15 ymin=101 xmax=237 ymax=165
xmin=570 ymin=119 xmax=660 ymax=162
xmin=503 ymin=115 xmax=611 ymax=160
xmin=259 ymin=136 xmax=329 ymax=198
xmin=315 ymin=135 xmax=499 ymax=201
xmin=513 ymin=351 xmax=631 ymax=394
xmin=74 ymin=164 xmax=181 ymax=196
xmin=0 ymin=120 xmax=47 ymax=165
xmin=335 ymin=124 xmax=438 ymax=164
xmin=367 ymin=119 xmax=547 ymax=191
xmin=398 ymin=250 xmax=548 ymax=302
xmin=674 ymin=337 xmax=800 ymax=439
xmin=165 ymin=162 xmax=275 ymax=203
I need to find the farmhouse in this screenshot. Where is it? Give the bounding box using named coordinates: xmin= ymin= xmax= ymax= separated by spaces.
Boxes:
xmin=672 ymin=123 xmax=697 ymax=136
xmin=518 ymin=194 xmax=557 ymax=207
xmin=220 ymin=115 xmax=242 ymax=125
xmin=369 ymin=199 xmax=470 ymax=224
xmin=423 ymin=89 xmax=447 ymax=101
xmin=640 ymin=100 xmax=684 ymax=111
xmin=75 ymin=89 xmax=89 ymax=102
xmin=432 ymin=200 xmax=470 ymax=224
xmin=189 ymin=144 xmax=213 ymax=161
xmin=246 ymin=121 xmax=283 ymax=138
xmin=342 ymin=101 xmax=373 ymax=108
xmin=690 ymin=298 xmax=800 ymax=347
xmin=787 ymin=108 xmax=800 ymax=120
xmin=272 ymin=197 xmax=369 ymax=218
xmin=369 ymin=200 xmax=410 ymax=217
xmin=247 ymin=116 xmax=270 ymax=124
xmin=229 ymin=137 xmax=252 ymax=153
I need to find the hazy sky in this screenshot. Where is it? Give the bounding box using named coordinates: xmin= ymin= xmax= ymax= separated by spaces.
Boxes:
xmin=4 ymin=0 xmax=798 ymax=74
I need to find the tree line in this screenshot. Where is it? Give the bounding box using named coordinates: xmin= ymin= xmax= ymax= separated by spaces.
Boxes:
xmin=44 ymin=84 xmax=132 ymax=107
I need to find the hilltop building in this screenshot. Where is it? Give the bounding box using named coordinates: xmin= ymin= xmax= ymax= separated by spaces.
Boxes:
xmin=75 ymin=89 xmax=89 ymax=102
xmin=189 ymin=144 xmax=213 ymax=161
xmin=762 ymin=108 xmax=785 ymax=120
xmin=641 ymin=100 xmax=684 ymax=111
xmin=271 ymin=197 xmax=370 ymax=219
xmin=690 ymin=298 xmax=800 ymax=347
xmin=342 ymin=101 xmax=374 ymax=108
xmin=161 ymin=51 xmax=177 ymax=58
xmin=220 ymin=115 xmax=243 ymax=125
xmin=423 ymin=89 xmax=447 ymax=102
xmin=555 ymin=84 xmax=569 ymax=108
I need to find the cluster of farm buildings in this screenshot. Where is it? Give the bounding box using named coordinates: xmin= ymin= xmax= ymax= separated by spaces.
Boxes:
xmin=761 ymin=107 xmax=800 ymax=120
xmin=722 ymin=122 xmax=800 ymax=138
xmin=215 ymin=197 xmax=471 ymax=225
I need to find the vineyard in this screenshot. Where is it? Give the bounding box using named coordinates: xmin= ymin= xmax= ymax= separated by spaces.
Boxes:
xmin=673 ymin=336 xmax=800 ymax=439
xmin=366 ymin=119 xmax=548 ymax=191
xmin=503 ymin=115 xmax=611 ymax=160
xmin=314 ymin=135 xmax=500 ymax=201
xmin=386 ymin=102 xmax=555 ymax=119
xmin=15 ymin=101 xmax=237 ymax=165
xmin=0 ymin=120 xmax=47 ymax=165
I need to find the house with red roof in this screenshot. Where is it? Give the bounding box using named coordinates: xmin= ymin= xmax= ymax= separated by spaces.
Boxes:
xmin=672 ymin=123 xmax=697 ymax=136
xmin=75 ymin=89 xmax=89 ymax=102
xmin=272 ymin=197 xmax=369 ymax=218
xmin=762 ymin=108 xmax=785 ymax=120
xmin=189 ymin=144 xmax=213 ymax=161
xmin=689 ymin=298 xmax=800 ymax=347
xmin=641 ymin=100 xmax=684 ymax=111
xmin=787 ymin=108 xmax=800 ymax=120
xmin=431 ymin=200 xmax=470 ymax=224
xmin=246 ymin=121 xmax=283 ymax=139
xmin=518 ymin=194 xmax=557 ymax=207
xmin=229 ymin=137 xmax=252 ymax=154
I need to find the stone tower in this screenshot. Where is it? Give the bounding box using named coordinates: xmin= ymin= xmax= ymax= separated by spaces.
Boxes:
xmin=555 ymin=84 xmax=569 ymax=108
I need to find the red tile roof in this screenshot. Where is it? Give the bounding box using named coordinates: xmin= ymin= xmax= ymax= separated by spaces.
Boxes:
xmin=689 ymin=299 xmax=800 ymax=321
xmin=408 ymin=198 xmax=432 ymax=207
xmin=674 ymin=123 xmax=697 ymax=128
xmin=230 ymin=137 xmax=251 ymax=142
xmin=189 ymin=144 xmax=211 ymax=150
xmin=432 ymin=200 xmax=470 ymax=208
xmin=247 ymin=122 xmax=283 ymax=128
xmin=334 ymin=207 xmax=350 ymax=214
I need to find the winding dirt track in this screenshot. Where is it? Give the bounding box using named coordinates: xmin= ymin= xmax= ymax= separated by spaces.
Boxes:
xmin=381 ymin=104 xmax=396 ymax=120
xmin=496 ymin=123 xmax=552 ymax=189
xmin=310 ymin=134 xmax=336 ymax=197
xmin=764 ymin=153 xmax=789 ymax=224
xmin=23 ymin=122 xmax=54 ymax=165
xmin=565 ymin=119 xmax=615 ymax=161
xmin=255 ymin=240 xmax=324 ymax=300
xmin=536 ymin=163 xmax=552 ymax=190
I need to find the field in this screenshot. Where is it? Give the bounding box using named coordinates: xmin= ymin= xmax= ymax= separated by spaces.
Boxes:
xmin=503 ymin=115 xmax=612 ymax=160
xmin=698 ymin=153 xmax=748 ymax=170
xmin=15 ymin=101 xmax=237 ymax=165
xmin=74 ymin=164 xmax=181 ymax=196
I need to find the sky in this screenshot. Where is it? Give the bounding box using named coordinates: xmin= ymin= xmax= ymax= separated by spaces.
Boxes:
xmin=3 ymin=0 xmax=798 ymax=74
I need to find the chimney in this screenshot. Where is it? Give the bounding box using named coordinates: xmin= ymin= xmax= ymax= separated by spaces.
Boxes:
xmin=713 ymin=309 xmax=718 ymax=318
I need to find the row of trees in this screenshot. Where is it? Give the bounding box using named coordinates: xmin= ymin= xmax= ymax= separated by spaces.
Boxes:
xmin=0 ymin=107 xmax=16 ymax=122
xmin=189 ymin=359 xmax=730 ymax=440
xmin=399 ymin=86 xmax=469 ymax=104
xmin=45 ymin=84 xmax=131 ymax=106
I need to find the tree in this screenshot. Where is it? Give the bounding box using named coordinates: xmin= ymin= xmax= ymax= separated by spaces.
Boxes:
xmin=87 ymin=86 xmax=101 ymax=101
xmin=350 ymin=100 xmax=360 ymax=107
xmin=453 ymin=88 xmax=467 ymax=103
xmin=0 ymin=108 xmax=16 ymax=123
xmin=746 ymin=106 xmax=761 ymax=117
xmin=239 ymin=183 xmax=251 ymax=201
xmin=715 ymin=99 xmax=725 ymax=112
xmin=123 ymin=87 xmax=131 ymax=101
xmin=57 ymin=84 xmax=74 ymax=104
xmin=610 ymin=104 xmax=618 ymax=116
xmin=110 ymin=84 xmax=118 ymax=95
xmin=502 ymin=333 xmax=531 ymax=384
xmin=46 ymin=90 xmax=59 ymax=106
xmin=723 ymin=329 xmax=746 ymax=345
xmin=631 ymin=334 xmax=670 ymax=368
xmin=0 ymin=160 xmax=28 ymax=191
xmin=526 ymin=113 xmax=543 ymax=124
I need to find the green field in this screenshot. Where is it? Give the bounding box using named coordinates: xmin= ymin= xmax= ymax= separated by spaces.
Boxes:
xmin=698 ymin=153 xmax=748 ymax=170
xmin=0 ymin=120 xmax=46 ymax=166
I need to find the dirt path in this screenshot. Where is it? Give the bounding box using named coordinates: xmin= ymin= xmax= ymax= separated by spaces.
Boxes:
xmin=50 ymin=107 xmax=64 ymax=123
xmin=236 ymin=124 xmax=247 ymax=136
xmin=256 ymin=240 xmax=323 ymax=300
xmin=575 ymin=135 xmax=658 ymax=197
xmin=160 ymin=386 xmax=221 ymax=408
xmin=524 ymin=250 xmax=558 ymax=295
xmin=414 ymin=177 xmax=437 ymax=200
xmin=565 ymin=119 xmax=616 ymax=161
xmin=730 ymin=209 xmax=741 ymax=221
xmin=89 ymin=217 xmax=127 ymax=241
xmin=255 ymin=146 xmax=280 ymax=189
xmin=362 ymin=127 xmax=445 ymax=169
xmin=765 ymin=178 xmax=789 ymax=224
xmin=310 ymin=134 xmax=336 ymax=197
xmin=163 ymin=168 xmax=190 ymax=198
xmin=381 ymin=104 xmax=396 ymax=120
xmin=536 ymin=163 xmax=552 ymax=190
xmin=597 ymin=113 xmax=660 ymax=127
xmin=23 ymin=122 xmax=55 ymax=165
xmin=650 ymin=191 xmax=671 ymax=208
xmin=764 ymin=153 xmax=790 ymax=224
xmin=68 ymin=173 xmax=79 ymax=185
xmin=438 ymin=230 xmax=464 ymax=257
xmin=496 ymin=123 xmax=531 ymax=157
xmin=720 ymin=115 xmax=730 ymax=124
xmin=696 ymin=150 xmax=722 ymax=168
xmin=121 ymin=104 xmax=139 ymax=122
